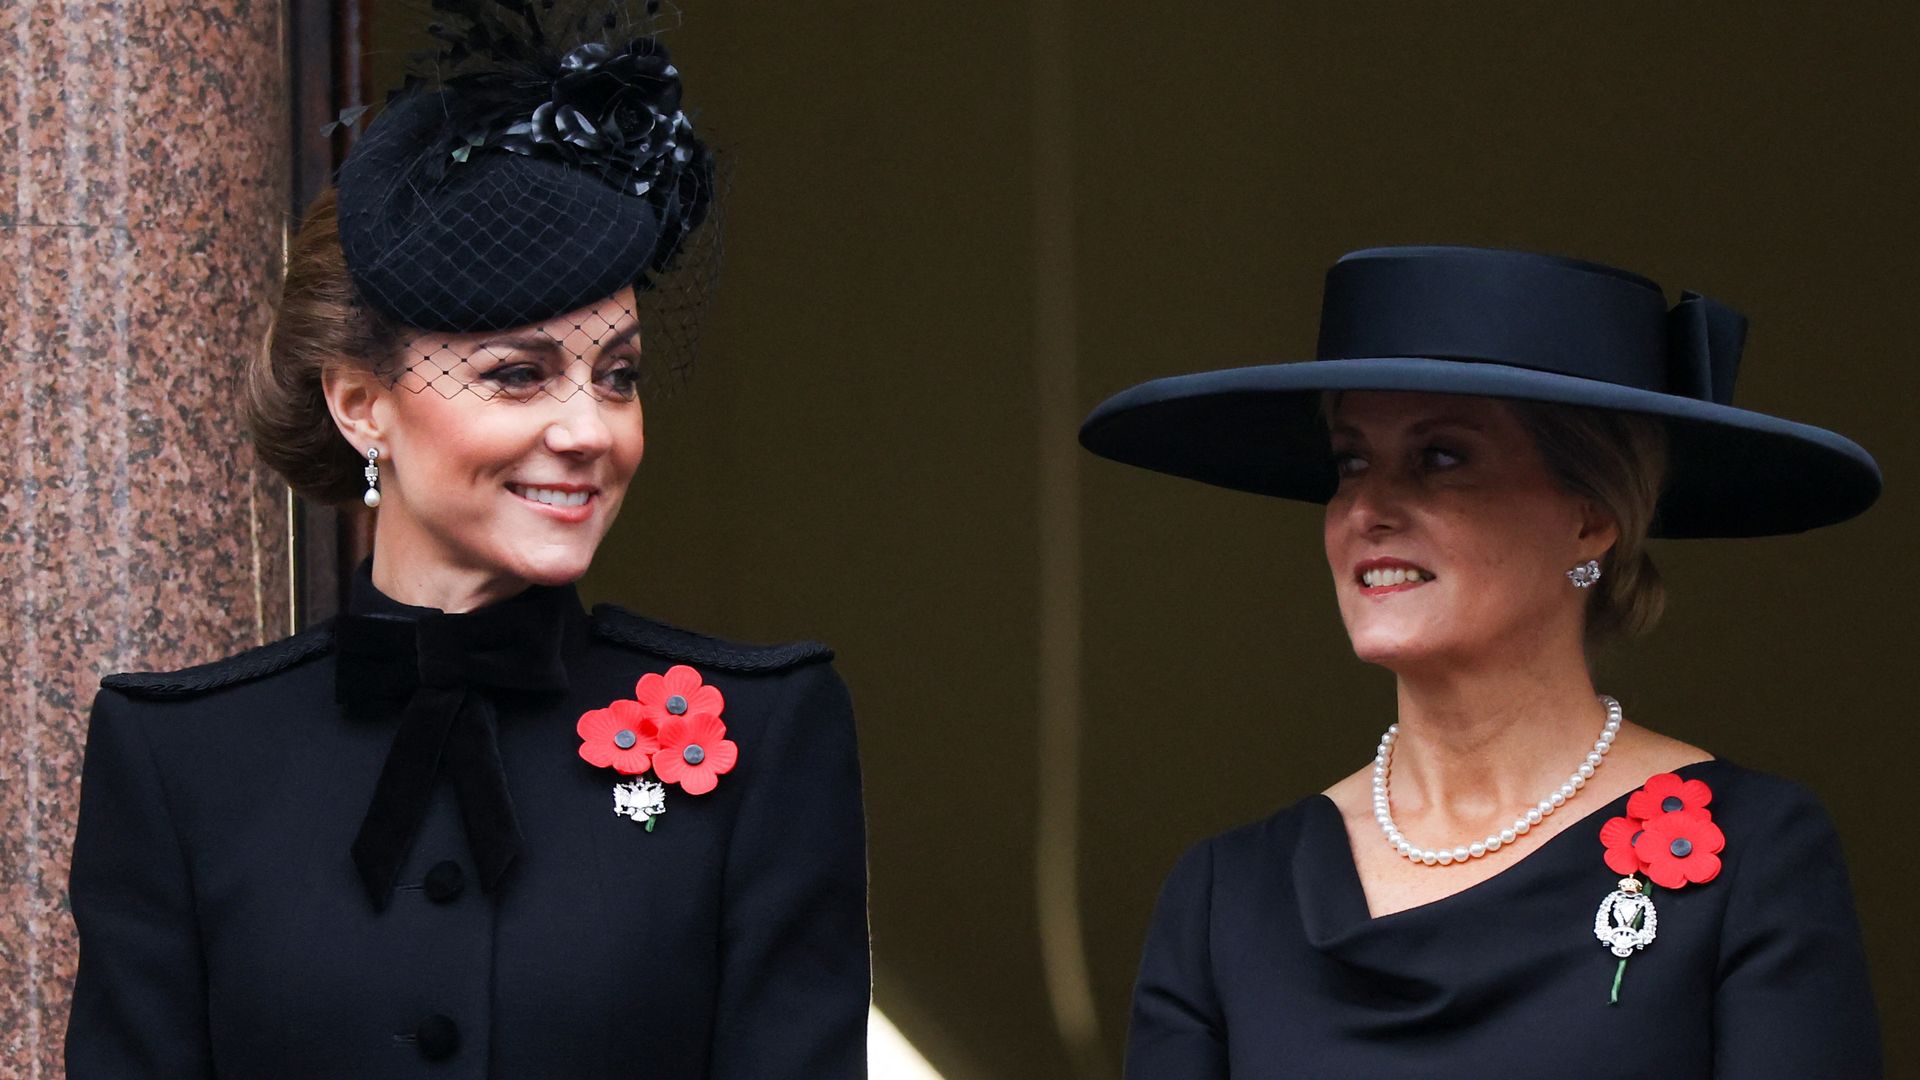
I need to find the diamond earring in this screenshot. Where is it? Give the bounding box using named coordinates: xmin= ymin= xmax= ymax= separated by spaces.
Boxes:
xmin=1567 ymin=558 xmax=1602 ymax=589
xmin=363 ymin=448 xmax=382 ymax=508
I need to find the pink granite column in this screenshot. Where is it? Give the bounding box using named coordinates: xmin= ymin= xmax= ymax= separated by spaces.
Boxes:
xmin=0 ymin=0 xmax=291 ymax=1073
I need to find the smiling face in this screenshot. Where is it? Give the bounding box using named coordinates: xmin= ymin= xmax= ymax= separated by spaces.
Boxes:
xmin=1323 ymin=391 xmax=1617 ymax=675
xmin=327 ymin=287 xmax=648 ymax=601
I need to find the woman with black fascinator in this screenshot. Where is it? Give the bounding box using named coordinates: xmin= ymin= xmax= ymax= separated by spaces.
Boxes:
xmin=65 ymin=5 xmax=869 ymax=1077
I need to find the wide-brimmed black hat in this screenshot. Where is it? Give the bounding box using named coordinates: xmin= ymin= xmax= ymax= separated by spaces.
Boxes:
xmin=1079 ymin=246 xmax=1881 ymax=538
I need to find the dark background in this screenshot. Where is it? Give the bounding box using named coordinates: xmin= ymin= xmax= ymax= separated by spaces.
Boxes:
xmin=367 ymin=3 xmax=1919 ymax=1076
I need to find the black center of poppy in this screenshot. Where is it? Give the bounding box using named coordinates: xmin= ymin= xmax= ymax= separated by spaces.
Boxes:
xmin=1661 ymin=796 xmax=1684 ymax=813
xmin=683 ymin=744 xmax=705 ymax=765
xmin=614 ymin=729 xmax=637 ymax=749
xmin=1631 ymin=829 xmax=1643 ymax=845
xmin=1670 ymin=838 xmax=1693 ymax=858
xmin=666 ymin=694 xmax=688 ymax=715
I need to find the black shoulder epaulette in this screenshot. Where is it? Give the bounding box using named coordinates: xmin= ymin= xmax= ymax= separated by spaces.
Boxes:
xmin=100 ymin=622 xmax=336 ymax=699
xmin=590 ymin=605 xmax=833 ymax=673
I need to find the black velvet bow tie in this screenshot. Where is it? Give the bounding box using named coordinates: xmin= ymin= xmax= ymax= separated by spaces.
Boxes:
xmin=335 ymin=571 xmax=575 ymax=910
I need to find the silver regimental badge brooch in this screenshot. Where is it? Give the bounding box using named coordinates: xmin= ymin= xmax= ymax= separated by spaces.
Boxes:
xmin=613 ymin=778 xmax=667 ymax=832
xmin=1594 ymin=876 xmax=1658 ymax=958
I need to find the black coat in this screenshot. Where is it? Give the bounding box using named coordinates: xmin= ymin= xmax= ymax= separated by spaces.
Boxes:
xmin=1126 ymin=759 xmax=1881 ymax=1079
xmin=66 ymin=576 xmax=868 ymax=1078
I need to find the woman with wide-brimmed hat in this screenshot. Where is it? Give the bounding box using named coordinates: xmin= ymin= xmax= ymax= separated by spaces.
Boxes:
xmin=1083 ymin=246 xmax=1882 ymax=1078
xmin=65 ymin=5 xmax=867 ymax=1076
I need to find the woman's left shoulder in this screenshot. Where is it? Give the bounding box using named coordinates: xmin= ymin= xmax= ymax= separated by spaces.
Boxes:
xmin=1681 ymin=758 xmax=1836 ymax=824
xmin=583 ymin=604 xmax=852 ymax=735
xmin=1677 ymin=758 xmax=1856 ymax=878
xmin=587 ymin=603 xmax=836 ymax=677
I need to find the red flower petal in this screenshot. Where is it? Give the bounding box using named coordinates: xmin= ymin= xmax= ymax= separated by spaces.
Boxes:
xmin=676 ymin=764 xmax=720 ymax=796
xmin=634 ymin=671 xmax=670 ymax=710
xmin=577 ymin=701 xmax=660 ymax=774
xmin=1683 ymin=814 xmax=1726 ymax=855
xmin=1677 ymin=778 xmax=1713 ymax=810
xmin=1648 ymin=808 xmax=1723 ymax=847
xmin=1627 ymin=773 xmax=1714 ymax=821
xmin=702 ymin=738 xmax=739 ymax=776
xmin=651 ymin=748 xmax=686 ymax=784
xmin=606 ymin=699 xmax=656 ymax=735
xmin=687 ymin=684 xmax=725 ymax=716
xmin=663 ymin=665 xmax=703 ymax=697
xmin=1633 ymin=808 xmax=1726 ymax=890
xmin=654 ymin=714 xmax=715 ymax=748
xmin=1625 ymin=778 xmax=1672 ymax=820
xmin=1598 ymin=815 xmax=1648 ymax=875
xmin=655 ymin=715 xmax=691 ymax=749
xmin=1682 ymin=850 xmax=1722 ymax=885
xmin=689 ymin=713 xmax=730 ymax=744
xmin=1598 ymin=815 xmax=1638 ymax=849
xmin=1643 ymin=857 xmax=1687 ymax=889
xmin=614 ymin=746 xmax=655 ymax=773
xmin=634 ymin=666 xmax=725 ymax=725
xmin=576 ymin=708 xmax=621 ymax=768
xmin=577 ymin=707 xmax=615 ymax=741
xmin=1605 ymin=845 xmax=1645 ymax=877
xmin=653 ymin=714 xmax=737 ymax=795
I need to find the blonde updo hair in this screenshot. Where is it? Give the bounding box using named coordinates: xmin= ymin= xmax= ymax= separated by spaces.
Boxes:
xmin=1508 ymin=401 xmax=1670 ymax=646
xmin=249 ymin=188 xmax=403 ymax=504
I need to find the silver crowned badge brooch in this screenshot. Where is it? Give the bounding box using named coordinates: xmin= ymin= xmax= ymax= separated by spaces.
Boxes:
xmin=1594 ymin=772 xmax=1725 ymax=1003
xmin=576 ymin=665 xmax=739 ymax=831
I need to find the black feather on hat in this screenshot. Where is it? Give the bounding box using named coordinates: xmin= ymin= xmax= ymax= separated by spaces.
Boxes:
xmin=336 ymin=0 xmax=715 ymax=336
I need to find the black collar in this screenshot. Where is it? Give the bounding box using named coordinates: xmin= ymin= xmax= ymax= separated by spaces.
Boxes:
xmin=335 ymin=565 xmax=580 ymax=706
xmin=334 ymin=562 xmax=583 ymax=908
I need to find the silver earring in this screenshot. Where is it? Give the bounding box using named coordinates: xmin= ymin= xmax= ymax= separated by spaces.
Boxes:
xmin=1567 ymin=559 xmax=1602 ymax=589
xmin=362 ymin=448 xmax=382 ymax=508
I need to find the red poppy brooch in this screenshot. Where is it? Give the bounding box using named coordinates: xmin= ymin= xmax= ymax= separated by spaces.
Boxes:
xmin=1594 ymin=772 xmax=1724 ymax=1002
xmin=576 ymin=665 xmax=739 ymax=831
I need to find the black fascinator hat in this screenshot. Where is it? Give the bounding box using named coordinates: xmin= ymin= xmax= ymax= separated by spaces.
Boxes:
xmin=335 ymin=0 xmax=717 ymax=382
xmin=1080 ymin=246 xmax=1881 ymax=538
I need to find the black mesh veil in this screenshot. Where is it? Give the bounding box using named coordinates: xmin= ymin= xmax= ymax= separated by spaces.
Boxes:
xmin=335 ymin=0 xmax=721 ymax=405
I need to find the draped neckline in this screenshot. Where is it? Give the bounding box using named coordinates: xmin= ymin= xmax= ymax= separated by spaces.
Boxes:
xmin=1295 ymin=758 xmax=1725 ymax=944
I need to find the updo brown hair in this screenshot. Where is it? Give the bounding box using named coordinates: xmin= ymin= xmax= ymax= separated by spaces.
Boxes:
xmin=249 ymin=188 xmax=404 ymax=504
xmin=1509 ymin=401 xmax=1670 ymax=646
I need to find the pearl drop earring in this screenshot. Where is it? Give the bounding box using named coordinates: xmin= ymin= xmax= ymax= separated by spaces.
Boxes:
xmin=363 ymin=448 xmax=382 ymax=508
xmin=1567 ymin=558 xmax=1602 ymax=589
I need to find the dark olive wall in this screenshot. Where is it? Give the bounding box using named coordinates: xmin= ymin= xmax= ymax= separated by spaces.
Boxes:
xmin=581 ymin=8 xmax=1057 ymax=1077
xmin=373 ymin=2 xmax=1918 ymax=1076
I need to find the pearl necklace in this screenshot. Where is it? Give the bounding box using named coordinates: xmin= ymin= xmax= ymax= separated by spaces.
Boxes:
xmin=1373 ymin=696 xmax=1623 ymax=867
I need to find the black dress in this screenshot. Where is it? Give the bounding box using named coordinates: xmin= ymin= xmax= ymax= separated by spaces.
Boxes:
xmin=1127 ymin=759 xmax=1881 ymax=1078
xmin=67 ymin=569 xmax=869 ymax=1078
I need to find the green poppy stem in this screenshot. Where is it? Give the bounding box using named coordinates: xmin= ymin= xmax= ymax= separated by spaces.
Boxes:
xmin=1607 ymin=877 xmax=1654 ymax=1005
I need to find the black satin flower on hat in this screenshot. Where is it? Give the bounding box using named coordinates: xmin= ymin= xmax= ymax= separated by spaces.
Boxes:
xmin=496 ymin=40 xmax=690 ymax=186
xmin=479 ymin=37 xmax=713 ymax=271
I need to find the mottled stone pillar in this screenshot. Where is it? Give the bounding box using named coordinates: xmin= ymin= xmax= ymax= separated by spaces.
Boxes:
xmin=0 ymin=0 xmax=291 ymax=1073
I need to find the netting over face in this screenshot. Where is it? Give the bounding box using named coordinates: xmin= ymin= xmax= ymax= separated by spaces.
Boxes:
xmin=376 ymin=285 xmax=663 ymax=406
xmin=631 ymin=149 xmax=725 ymax=397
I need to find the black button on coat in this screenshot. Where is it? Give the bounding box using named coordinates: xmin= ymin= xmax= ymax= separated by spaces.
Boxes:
xmin=65 ymin=576 xmax=869 ymax=1078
